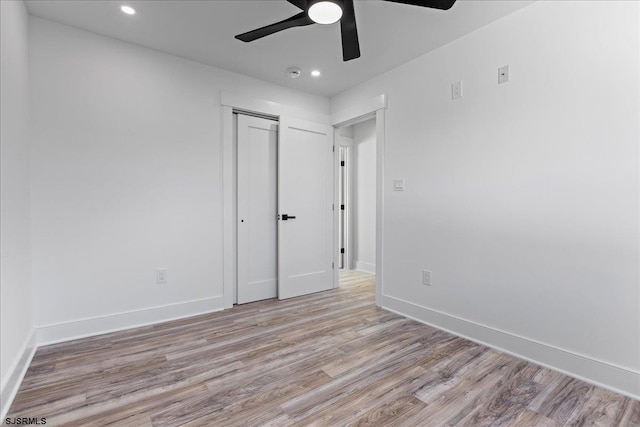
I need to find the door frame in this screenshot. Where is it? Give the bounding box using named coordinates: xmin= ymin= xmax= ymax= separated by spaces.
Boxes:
xmin=336 ymin=137 xmax=355 ymax=270
xmin=331 ymin=94 xmax=387 ymax=307
xmin=221 ymin=92 xmax=333 ymax=309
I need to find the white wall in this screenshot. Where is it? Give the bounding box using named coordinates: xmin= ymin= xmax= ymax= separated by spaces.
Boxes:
xmin=0 ymin=0 xmax=35 ymax=415
xmin=353 ymin=119 xmax=376 ymax=273
xmin=29 ymin=17 xmax=330 ymax=343
xmin=332 ymin=0 xmax=640 ymax=397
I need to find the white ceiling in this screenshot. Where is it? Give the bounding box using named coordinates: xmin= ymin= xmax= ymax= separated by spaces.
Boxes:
xmin=26 ymin=0 xmax=534 ymax=97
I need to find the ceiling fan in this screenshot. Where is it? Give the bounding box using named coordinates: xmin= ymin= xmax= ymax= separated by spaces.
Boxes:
xmin=235 ymin=0 xmax=457 ymax=62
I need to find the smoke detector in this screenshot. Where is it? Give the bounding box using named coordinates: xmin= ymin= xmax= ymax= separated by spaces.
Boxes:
xmin=287 ymin=67 xmax=302 ymax=79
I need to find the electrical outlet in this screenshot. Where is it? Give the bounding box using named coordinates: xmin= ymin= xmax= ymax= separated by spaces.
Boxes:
xmin=157 ymin=268 xmax=168 ymax=284
xmin=452 ymin=81 xmax=462 ymax=100
xmin=422 ymin=270 xmax=432 ymax=286
xmin=498 ymin=65 xmax=509 ymax=84
xmin=393 ymin=179 xmax=405 ymax=191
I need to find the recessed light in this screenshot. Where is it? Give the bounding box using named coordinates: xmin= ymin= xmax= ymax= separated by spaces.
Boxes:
xmin=120 ymin=5 xmax=136 ymax=15
xmin=308 ymin=1 xmax=343 ymax=25
xmin=311 ymin=70 xmax=321 ymax=77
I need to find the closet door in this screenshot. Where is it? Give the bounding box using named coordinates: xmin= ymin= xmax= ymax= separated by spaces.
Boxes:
xmin=237 ymin=115 xmax=278 ymax=304
xmin=278 ymin=116 xmax=334 ymax=300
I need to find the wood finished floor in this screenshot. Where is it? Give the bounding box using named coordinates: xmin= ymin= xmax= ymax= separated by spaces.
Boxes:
xmin=7 ymin=270 xmax=640 ymax=426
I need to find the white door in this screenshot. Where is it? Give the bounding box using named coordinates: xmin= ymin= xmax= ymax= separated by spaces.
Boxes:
xmin=237 ymin=115 xmax=278 ymax=304
xmin=278 ymin=117 xmax=335 ymax=299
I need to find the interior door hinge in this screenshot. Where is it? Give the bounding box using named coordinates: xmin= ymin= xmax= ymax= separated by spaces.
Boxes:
xmin=332 ymin=204 xmax=335 ymax=211
xmin=333 ymin=145 xmax=335 ymax=152
xmin=332 ymin=262 xmax=335 ymax=269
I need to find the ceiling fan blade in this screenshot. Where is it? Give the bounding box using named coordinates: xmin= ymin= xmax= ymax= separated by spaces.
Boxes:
xmin=286 ymin=0 xmax=307 ymax=10
xmin=383 ymin=0 xmax=456 ymax=10
xmin=235 ymin=12 xmax=314 ymax=42
xmin=340 ymin=0 xmax=361 ymax=61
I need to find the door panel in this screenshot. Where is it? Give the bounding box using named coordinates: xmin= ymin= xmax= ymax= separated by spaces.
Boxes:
xmin=278 ymin=117 xmax=334 ymax=299
xmin=338 ymin=146 xmax=347 ymax=269
xmin=237 ymin=115 xmax=278 ymax=304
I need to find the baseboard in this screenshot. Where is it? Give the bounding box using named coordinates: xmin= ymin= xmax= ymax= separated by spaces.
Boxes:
xmin=1 ymin=329 xmax=36 ymax=420
xmin=36 ymin=296 xmax=225 ymax=346
xmin=382 ymin=294 xmax=640 ymax=400
xmin=355 ymin=261 xmax=376 ymax=274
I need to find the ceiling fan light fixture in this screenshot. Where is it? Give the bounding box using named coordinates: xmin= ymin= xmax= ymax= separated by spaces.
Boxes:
xmin=308 ymin=1 xmax=343 ymax=25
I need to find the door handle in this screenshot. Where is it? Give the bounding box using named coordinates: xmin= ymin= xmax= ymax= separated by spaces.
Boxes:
xmin=281 ymin=214 xmax=296 ymax=220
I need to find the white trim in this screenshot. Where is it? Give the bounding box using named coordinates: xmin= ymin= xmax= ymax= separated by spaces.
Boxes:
xmin=36 ymin=296 xmax=224 ymax=346
xmin=355 ymin=261 xmax=376 ymax=274
xmin=221 ymin=91 xmax=331 ymax=125
xmin=1 ymin=330 xmax=36 ymax=420
xmin=222 ymin=105 xmax=235 ymax=309
xmin=382 ymin=294 xmax=640 ymax=400
xmin=356 ymin=261 xmax=376 ymax=274
xmin=221 ymin=92 xmax=283 ymax=118
xmin=331 ymin=94 xmax=387 ymax=127
xmin=374 ymin=109 xmax=385 ymax=307
xmin=333 ymin=130 xmax=340 ymax=287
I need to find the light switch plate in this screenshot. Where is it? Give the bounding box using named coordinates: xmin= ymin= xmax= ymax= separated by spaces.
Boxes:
xmin=157 ymin=268 xmax=168 ymax=284
xmin=393 ymin=179 xmax=405 ymax=191
xmin=422 ymin=270 xmax=432 ymax=286
xmin=452 ymin=81 xmax=462 ymax=99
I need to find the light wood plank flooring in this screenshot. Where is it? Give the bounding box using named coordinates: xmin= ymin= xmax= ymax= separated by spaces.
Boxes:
xmin=6 ymin=271 xmax=639 ymax=426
